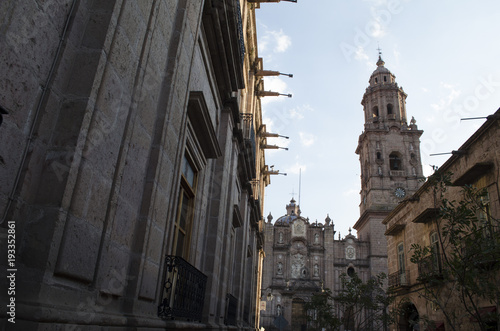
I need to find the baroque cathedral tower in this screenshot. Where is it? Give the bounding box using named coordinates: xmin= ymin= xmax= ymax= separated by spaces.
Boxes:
xmin=259 ymin=55 xmax=424 ymax=330
xmin=354 ymin=54 xmax=424 ymax=277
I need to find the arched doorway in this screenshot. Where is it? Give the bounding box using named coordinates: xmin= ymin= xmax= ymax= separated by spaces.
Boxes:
xmin=291 ymin=298 xmax=307 ymax=331
xmin=399 ymin=303 xmax=419 ymax=331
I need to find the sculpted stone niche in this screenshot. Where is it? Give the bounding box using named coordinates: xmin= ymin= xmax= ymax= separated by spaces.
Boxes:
xmin=291 ymin=253 xmax=306 ymax=279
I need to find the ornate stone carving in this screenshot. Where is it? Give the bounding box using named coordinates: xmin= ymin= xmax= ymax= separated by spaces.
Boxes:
xmin=346 ymin=246 xmax=356 ymax=260
xmin=291 ymin=253 xmax=305 ymax=278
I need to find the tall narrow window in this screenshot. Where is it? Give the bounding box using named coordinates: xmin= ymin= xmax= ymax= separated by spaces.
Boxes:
xmin=475 ymin=176 xmax=492 ymax=238
xmin=397 ymin=242 xmax=406 ymax=284
xmin=173 ymin=154 xmax=197 ymax=258
xmin=430 ymin=232 xmax=440 ymax=272
xmin=372 ymin=106 xmax=379 ymax=117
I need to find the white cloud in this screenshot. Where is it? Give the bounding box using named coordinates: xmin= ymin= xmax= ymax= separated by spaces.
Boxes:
xmin=354 ymin=46 xmax=373 ymax=68
xmin=288 ymin=104 xmax=313 ymax=120
xmin=367 ymin=20 xmax=385 ymax=38
xmin=430 ymin=82 xmax=461 ymax=112
xmin=299 ymin=132 xmax=315 ymax=147
xmin=258 ymin=29 xmax=292 ymax=55
xmin=355 ymin=46 xmax=369 ymax=62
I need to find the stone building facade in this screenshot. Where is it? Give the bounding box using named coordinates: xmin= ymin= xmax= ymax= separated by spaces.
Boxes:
xmin=0 ymin=1 xmax=274 ymax=330
xmin=261 ymin=199 xmax=371 ymax=331
xmin=383 ymin=109 xmax=500 ymax=330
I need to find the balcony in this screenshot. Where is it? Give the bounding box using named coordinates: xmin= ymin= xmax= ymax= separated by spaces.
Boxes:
xmin=417 ymin=254 xmax=443 ymax=282
xmin=158 ymin=256 xmax=207 ymax=321
xmin=388 ymin=270 xmax=409 ymax=289
xmin=240 ymin=113 xmax=257 ymax=179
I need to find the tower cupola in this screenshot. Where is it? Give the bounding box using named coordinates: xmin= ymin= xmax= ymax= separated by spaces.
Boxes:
xmin=368 ymin=55 xmax=396 ymax=86
xmin=361 ymin=56 xmax=408 ymax=127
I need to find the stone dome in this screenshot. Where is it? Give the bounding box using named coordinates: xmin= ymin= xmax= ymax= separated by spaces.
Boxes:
xmin=368 ymin=55 xmax=396 ymax=86
xmin=274 ymin=198 xmax=301 ymax=225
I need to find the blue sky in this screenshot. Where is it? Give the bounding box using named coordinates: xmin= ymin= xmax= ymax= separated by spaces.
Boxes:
xmin=255 ymin=0 xmax=500 ymax=237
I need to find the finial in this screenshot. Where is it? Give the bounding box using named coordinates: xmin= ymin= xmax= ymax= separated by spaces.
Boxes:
xmin=349 ymin=227 xmax=352 ymax=235
xmin=267 ymin=212 xmax=273 ymax=223
xmin=376 ymin=44 xmax=385 ymax=67
xmin=325 ymin=214 xmax=331 ymax=225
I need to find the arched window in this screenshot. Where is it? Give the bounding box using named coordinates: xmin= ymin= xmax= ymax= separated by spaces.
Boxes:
xmin=389 ymin=152 xmax=402 ymax=170
xmin=376 ymin=152 xmax=382 ymax=160
xmin=347 ymin=266 xmax=355 ymax=277
xmin=387 ymin=103 xmax=394 ymax=115
xmin=372 ymin=106 xmax=379 ymax=117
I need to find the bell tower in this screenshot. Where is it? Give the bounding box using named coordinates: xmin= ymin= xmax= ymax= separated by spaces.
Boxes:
xmin=354 ymin=54 xmax=424 ymax=276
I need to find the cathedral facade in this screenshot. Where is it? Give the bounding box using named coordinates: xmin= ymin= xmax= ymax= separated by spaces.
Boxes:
xmin=261 ymin=199 xmax=371 ymax=330
xmin=260 ymin=56 xmax=424 ymax=330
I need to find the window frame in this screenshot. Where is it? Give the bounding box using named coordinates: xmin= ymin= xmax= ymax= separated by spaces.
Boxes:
xmin=172 ymin=152 xmax=198 ymax=259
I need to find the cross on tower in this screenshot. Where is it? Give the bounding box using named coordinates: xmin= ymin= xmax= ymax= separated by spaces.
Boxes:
xmin=377 ymin=44 xmax=382 ymax=57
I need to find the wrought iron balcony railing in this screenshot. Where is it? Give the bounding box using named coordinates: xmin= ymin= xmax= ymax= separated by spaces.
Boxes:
xmin=388 ymin=270 xmax=409 ymax=288
xmin=158 ymin=255 xmax=207 ymax=321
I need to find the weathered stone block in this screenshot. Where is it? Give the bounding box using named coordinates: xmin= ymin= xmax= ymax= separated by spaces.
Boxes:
xmin=138 ymin=259 xmax=159 ymax=301
xmin=54 ymin=215 xmax=102 ymax=282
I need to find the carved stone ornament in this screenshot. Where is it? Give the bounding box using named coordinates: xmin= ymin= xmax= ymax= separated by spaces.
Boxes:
xmin=346 ymin=246 xmax=356 ymax=260
xmin=292 ymin=219 xmax=306 ymax=237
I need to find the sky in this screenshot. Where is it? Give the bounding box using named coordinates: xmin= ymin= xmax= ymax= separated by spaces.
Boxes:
xmin=255 ymin=0 xmax=500 ymax=238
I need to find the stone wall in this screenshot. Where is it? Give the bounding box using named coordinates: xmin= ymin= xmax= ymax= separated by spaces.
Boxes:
xmin=0 ymin=1 xmax=267 ymax=329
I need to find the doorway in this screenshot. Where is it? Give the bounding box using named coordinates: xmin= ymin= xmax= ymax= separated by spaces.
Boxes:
xmin=399 ymin=303 xmax=419 ymax=330
xmin=291 ymin=298 xmax=307 ymax=331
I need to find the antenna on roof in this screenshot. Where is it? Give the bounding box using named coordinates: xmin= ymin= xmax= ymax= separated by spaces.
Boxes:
xmin=298 ymin=168 xmax=302 ymax=207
